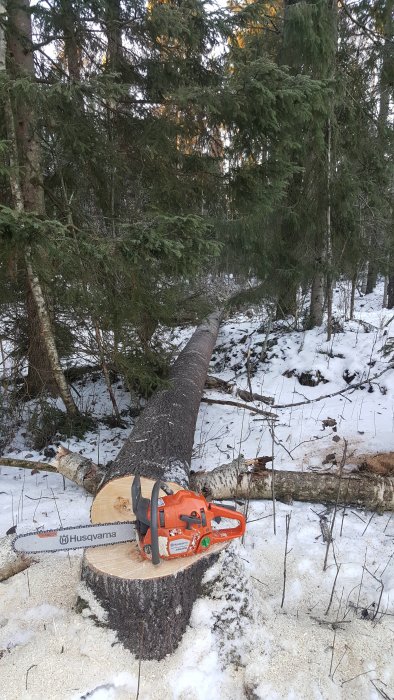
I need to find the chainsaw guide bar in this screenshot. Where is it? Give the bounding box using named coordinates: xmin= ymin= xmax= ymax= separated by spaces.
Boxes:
xmin=12 ymin=522 xmax=136 ymax=554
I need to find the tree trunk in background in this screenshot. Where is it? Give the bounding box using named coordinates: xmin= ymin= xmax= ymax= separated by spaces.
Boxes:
xmin=25 ymin=283 xmax=58 ymax=395
xmin=59 ymin=0 xmax=82 ymax=81
xmin=6 ymin=0 xmax=78 ymax=412
xmin=309 ymin=272 xmax=324 ymax=326
xmin=25 ymin=250 xmax=79 ymax=415
xmin=325 ymin=118 xmax=333 ymax=341
xmin=377 ymin=0 xmax=393 ymax=140
xmin=383 ymin=275 xmax=388 ymax=308
xmin=0 ymin=2 xmax=5 ymax=71
xmin=349 ymin=272 xmax=356 ymax=319
xmin=366 ymin=261 xmax=378 ymax=294
xmin=105 ymin=0 xmax=122 ymax=70
xmin=325 ymin=2 xmax=337 ymax=341
xmin=387 ymin=276 xmax=394 ymax=309
xmin=360 ymin=267 xmax=368 ymax=295
xmin=379 ymin=1 xmax=393 ymax=306
xmin=82 ymin=312 xmax=223 ymax=660
xmin=104 ymin=0 xmax=122 ymax=237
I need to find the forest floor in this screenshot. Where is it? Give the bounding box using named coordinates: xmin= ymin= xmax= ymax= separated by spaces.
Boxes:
xmin=1 ymin=280 xmax=394 ymax=700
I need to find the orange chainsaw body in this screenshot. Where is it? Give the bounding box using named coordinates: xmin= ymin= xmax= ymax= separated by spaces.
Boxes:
xmin=136 ymin=489 xmax=246 ymax=562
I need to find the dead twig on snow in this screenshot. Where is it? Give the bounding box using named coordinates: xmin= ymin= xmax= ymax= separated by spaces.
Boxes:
xmin=281 ymin=512 xmax=292 ymax=608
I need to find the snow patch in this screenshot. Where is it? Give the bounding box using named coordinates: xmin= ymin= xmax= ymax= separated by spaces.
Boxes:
xmin=24 ymin=604 xmax=65 ymax=621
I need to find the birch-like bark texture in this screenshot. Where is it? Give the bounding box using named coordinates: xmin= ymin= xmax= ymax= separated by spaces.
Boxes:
xmin=54 ymin=445 xmax=102 ymax=493
xmin=5 ymin=0 xmax=79 ymax=413
xmin=25 ymin=250 xmax=79 ymax=415
xmin=192 ymin=458 xmax=394 ymax=512
xmin=47 ymin=448 xmax=394 ymax=512
xmin=0 ymin=535 xmax=34 ymax=582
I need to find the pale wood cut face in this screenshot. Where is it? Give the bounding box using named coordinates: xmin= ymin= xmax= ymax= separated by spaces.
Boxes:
xmin=84 ymin=540 xmax=228 ymax=580
xmin=88 ymin=475 xmax=229 ymax=579
xmin=90 ymin=475 xmax=182 ymax=524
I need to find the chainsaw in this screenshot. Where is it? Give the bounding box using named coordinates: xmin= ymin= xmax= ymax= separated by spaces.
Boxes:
xmin=12 ymin=476 xmax=246 ymax=565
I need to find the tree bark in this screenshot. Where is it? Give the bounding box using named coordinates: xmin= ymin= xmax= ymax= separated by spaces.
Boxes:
xmin=309 ymin=272 xmax=325 ymax=327
xmin=365 ymin=261 xmax=378 ymax=295
xmin=191 ymin=458 xmax=394 ymax=511
xmin=325 ymin=118 xmax=333 ymax=341
xmin=0 ymin=2 xmax=5 ymax=71
xmin=0 ymin=535 xmax=34 ymax=582
xmin=59 ymin=0 xmax=82 ymax=81
xmin=25 ymin=250 xmax=79 ymax=414
xmin=349 ymin=271 xmax=357 ymax=319
xmin=105 ymin=0 xmax=122 ymax=72
xmin=7 ymin=450 xmax=394 ymax=512
xmin=5 ymin=0 xmax=79 ymax=412
xmin=378 ymin=1 xmax=393 ymax=306
xmin=81 ymin=312 xmax=224 ymax=660
xmin=387 ymin=275 xmax=394 ymax=309
xmin=360 ymin=266 xmax=368 ymax=295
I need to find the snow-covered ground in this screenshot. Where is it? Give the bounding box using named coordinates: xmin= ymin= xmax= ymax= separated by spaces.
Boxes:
xmin=1 ymin=281 xmax=394 ymax=700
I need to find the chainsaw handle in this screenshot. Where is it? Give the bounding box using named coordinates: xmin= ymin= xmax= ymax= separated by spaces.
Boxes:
xmin=208 ymin=503 xmax=246 ymax=542
xmin=150 ymin=480 xmax=162 ymax=566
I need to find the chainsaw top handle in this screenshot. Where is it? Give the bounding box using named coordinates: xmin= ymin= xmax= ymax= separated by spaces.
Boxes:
xmin=207 ymin=502 xmax=246 ymax=543
xmin=150 ymin=479 xmax=161 ymax=566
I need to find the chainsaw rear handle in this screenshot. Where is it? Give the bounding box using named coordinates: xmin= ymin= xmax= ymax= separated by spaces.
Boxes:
xmin=208 ymin=502 xmax=246 ymax=542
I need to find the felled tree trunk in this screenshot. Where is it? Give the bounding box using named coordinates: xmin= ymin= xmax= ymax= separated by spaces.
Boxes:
xmin=192 ymin=458 xmax=394 ymax=511
xmin=81 ymin=312 xmax=224 ymax=660
xmin=14 ymin=449 xmax=394 ymax=513
xmin=48 ymin=449 xmax=394 ymax=513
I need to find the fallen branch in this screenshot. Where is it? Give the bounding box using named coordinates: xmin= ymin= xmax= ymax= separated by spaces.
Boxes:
xmin=201 ymin=396 xmax=278 ymax=419
xmin=272 ymin=365 xmax=393 ymax=409
xmin=0 ymin=457 xmax=57 ymax=473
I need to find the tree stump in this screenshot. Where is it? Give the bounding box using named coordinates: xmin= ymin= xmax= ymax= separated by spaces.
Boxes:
xmin=81 ymin=312 xmax=223 ymax=659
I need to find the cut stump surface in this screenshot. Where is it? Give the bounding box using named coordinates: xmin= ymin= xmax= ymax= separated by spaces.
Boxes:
xmin=82 ymin=474 xmax=228 ymax=658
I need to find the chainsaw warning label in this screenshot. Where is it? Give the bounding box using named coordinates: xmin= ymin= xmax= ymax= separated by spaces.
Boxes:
xmin=169 ymin=539 xmax=190 ymax=555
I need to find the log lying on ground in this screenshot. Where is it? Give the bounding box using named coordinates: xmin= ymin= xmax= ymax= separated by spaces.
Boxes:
xmin=81 ymin=312 xmax=224 ymax=660
xmin=0 ymin=536 xmax=34 ymax=582
xmin=51 ymin=449 xmax=394 ymax=512
xmin=204 ymin=375 xmax=274 ymax=404
xmin=54 ymin=446 xmax=103 ymax=493
xmin=5 ymin=449 xmax=394 ymax=512
xmin=192 ymin=458 xmax=394 ymax=511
